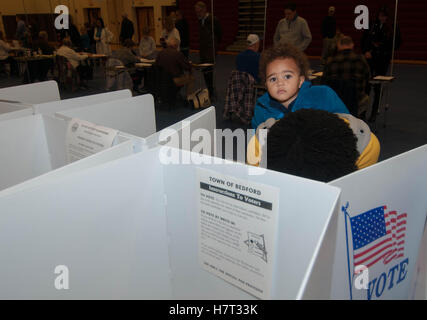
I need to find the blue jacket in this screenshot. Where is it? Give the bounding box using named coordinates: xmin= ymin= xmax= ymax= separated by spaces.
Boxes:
xmin=251 ymin=81 xmax=349 ymax=129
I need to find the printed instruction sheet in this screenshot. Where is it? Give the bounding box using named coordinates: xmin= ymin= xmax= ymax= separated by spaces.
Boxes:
xmin=66 ymin=118 xmax=118 ymax=163
xmin=197 ymin=168 xmax=279 ymax=299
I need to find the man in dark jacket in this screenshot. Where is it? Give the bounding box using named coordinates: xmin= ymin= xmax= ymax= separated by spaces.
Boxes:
xmin=321 ymin=6 xmax=337 ymax=64
xmin=361 ymin=6 xmax=401 ymax=122
xmin=194 ymin=1 xmax=222 ymax=101
xmin=175 ymin=10 xmax=190 ymax=59
xmin=156 ymin=36 xmax=194 ymax=96
xmin=120 ymin=13 xmax=135 ymax=44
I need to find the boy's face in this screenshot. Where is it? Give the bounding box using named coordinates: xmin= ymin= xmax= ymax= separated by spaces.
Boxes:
xmin=265 ymin=58 xmax=305 ymax=108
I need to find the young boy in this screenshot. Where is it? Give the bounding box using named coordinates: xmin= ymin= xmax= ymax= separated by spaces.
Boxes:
xmin=251 ymin=43 xmax=349 ymax=129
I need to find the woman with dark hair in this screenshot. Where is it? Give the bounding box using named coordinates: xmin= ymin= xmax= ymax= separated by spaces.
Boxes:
xmin=94 ymin=17 xmax=114 ymax=55
xmin=361 ymin=5 xmax=401 ymax=122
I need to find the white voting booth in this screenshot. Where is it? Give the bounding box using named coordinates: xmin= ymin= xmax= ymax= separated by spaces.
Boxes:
xmin=0 ymin=80 xmax=60 ymax=104
xmin=0 ymin=146 xmax=341 ymax=299
xmin=33 ymin=89 xmax=132 ymax=116
xmin=302 ymin=144 xmax=427 ymax=300
xmin=0 ymin=113 xmax=139 ymax=194
xmin=55 ymin=94 xmax=156 ymax=139
xmin=1 ymin=89 xmax=427 ymax=299
xmin=0 ymin=81 xmax=59 ymax=121
xmin=144 ymin=106 xmax=216 ymax=155
xmin=0 ymin=99 xmax=33 ymax=121
xmin=412 ymin=226 xmax=427 ymax=299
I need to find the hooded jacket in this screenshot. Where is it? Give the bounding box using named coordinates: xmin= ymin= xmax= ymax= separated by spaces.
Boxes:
xmin=251 ymin=80 xmax=349 ymax=129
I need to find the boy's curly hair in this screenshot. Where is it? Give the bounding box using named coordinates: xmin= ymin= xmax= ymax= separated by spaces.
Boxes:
xmin=259 ymin=43 xmax=310 ymax=83
xmin=266 ymin=109 xmax=359 ymax=182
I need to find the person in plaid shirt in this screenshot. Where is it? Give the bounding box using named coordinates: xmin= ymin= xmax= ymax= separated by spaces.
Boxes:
xmin=224 ymin=70 xmax=256 ymax=125
xmin=322 ymin=36 xmax=371 ymax=117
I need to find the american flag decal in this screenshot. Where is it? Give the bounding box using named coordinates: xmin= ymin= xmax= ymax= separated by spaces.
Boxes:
xmin=350 ymin=206 xmax=407 ymax=269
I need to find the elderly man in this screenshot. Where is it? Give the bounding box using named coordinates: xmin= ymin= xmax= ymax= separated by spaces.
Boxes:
xmin=155 ymin=36 xmax=194 ymax=96
xmin=273 ymin=2 xmax=312 ymax=52
xmin=236 ymin=34 xmax=261 ymax=83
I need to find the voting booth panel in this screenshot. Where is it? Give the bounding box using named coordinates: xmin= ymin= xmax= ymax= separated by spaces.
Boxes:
xmin=0 ymin=149 xmax=172 ymax=299
xmin=144 ymin=107 xmax=216 ymax=156
xmin=0 ymin=115 xmax=52 ymax=191
xmin=33 ymin=90 xmax=132 ymax=116
xmin=0 ymin=100 xmax=33 ymax=121
xmin=55 ymin=94 xmax=156 ymax=139
xmin=411 ymin=225 xmax=427 ymax=299
xmin=0 ymin=81 xmax=60 ymax=104
xmin=161 ymin=149 xmax=341 ymax=299
xmin=0 ymin=146 xmax=341 ymax=299
xmin=0 ymin=114 xmax=135 ymax=194
xmin=327 ymin=145 xmax=427 ymax=300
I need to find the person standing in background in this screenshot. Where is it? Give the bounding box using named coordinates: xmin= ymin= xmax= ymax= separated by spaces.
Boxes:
xmin=85 ymin=22 xmax=96 ymax=53
xmin=15 ymin=15 xmax=28 ymax=47
xmin=273 ymin=2 xmax=312 ymax=52
xmin=119 ymin=13 xmax=134 ymax=44
xmin=361 ymin=5 xmax=401 ymax=122
xmin=194 ymin=1 xmax=222 ymax=102
xmin=175 ymin=10 xmax=190 ymax=59
xmin=94 ymin=18 xmax=113 ymax=56
xmin=321 ymin=6 xmax=337 ymax=65
xmin=80 ymin=26 xmax=91 ymax=52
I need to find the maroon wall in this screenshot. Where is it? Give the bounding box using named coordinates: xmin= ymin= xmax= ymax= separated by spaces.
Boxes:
xmin=178 ymin=0 xmax=239 ymax=52
xmin=265 ymin=0 xmax=427 ymax=60
xmin=179 ymin=0 xmax=427 ymax=60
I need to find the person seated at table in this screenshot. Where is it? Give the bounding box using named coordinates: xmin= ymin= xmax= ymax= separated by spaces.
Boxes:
xmin=247 ymin=109 xmax=380 ymax=182
xmin=57 ymin=38 xmax=90 ymax=88
xmin=112 ymin=39 xmax=143 ymax=92
xmin=29 ymin=31 xmax=54 ymax=81
xmin=0 ymin=31 xmax=19 ymax=76
xmin=251 ymin=43 xmax=349 ymax=129
xmin=236 ymin=34 xmax=261 ymax=83
xmin=155 ymin=36 xmax=194 ymax=96
xmin=112 ymin=39 xmax=140 ymax=67
xmin=160 ymin=16 xmax=180 ymax=51
xmin=322 ymin=35 xmax=371 ymax=118
xmin=138 ymin=26 xmax=157 ymax=60
xmin=32 ymin=31 xmax=54 ymax=55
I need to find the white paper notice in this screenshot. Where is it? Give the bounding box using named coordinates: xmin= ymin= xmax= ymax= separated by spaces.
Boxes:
xmin=66 ymin=118 xmax=118 ymax=163
xmin=197 ymin=168 xmax=279 ymax=299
